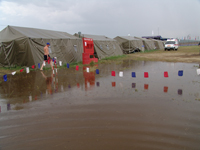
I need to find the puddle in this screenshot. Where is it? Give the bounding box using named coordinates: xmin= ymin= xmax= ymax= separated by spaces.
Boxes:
xmin=0 ymin=60 xmax=200 ymax=149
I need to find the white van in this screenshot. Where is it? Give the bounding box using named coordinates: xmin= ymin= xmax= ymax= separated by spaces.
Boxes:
xmin=164 ymin=39 xmax=179 ymax=51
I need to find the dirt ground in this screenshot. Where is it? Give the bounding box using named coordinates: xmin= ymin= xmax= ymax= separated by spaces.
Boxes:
xmin=128 ymin=46 xmax=200 ymax=64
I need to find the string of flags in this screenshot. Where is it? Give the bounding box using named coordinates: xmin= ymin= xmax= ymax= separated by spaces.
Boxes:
xmin=0 ymin=64 xmax=194 ymax=82
xmin=2 ymin=58 xmax=200 ymax=82
xmin=2 ymin=58 xmax=59 ymax=81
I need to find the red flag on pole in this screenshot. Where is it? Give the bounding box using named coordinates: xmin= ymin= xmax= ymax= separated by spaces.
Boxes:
xmin=76 ymin=66 xmax=79 ymax=71
xmin=164 ymin=71 xmax=169 ymax=78
xmin=32 ymin=65 xmax=35 ymax=69
xmin=144 ymin=72 xmax=149 ymax=78
xmin=111 ymin=71 xmax=115 ymax=76
xmin=20 ymin=69 xmax=24 ymax=72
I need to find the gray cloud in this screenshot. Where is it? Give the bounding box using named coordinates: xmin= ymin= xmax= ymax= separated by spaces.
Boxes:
xmin=0 ymin=0 xmax=200 ymax=39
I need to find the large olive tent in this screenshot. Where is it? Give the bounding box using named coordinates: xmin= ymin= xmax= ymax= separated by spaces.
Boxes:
xmin=149 ymin=39 xmax=165 ymax=50
xmin=114 ymin=36 xmax=144 ymax=53
xmin=74 ymin=33 xmax=123 ymax=59
xmin=0 ymin=26 xmax=83 ymax=67
xmin=134 ymin=37 xmax=156 ymax=50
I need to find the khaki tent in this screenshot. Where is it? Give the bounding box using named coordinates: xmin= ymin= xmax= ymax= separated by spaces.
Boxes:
xmin=149 ymin=39 xmax=165 ymax=50
xmin=0 ymin=26 xmax=83 ymax=67
xmin=114 ymin=36 xmax=144 ymax=53
xmin=134 ymin=37 xmax=156 ymax=50
xmin=74 ymin=33 xmax=123 ymax=59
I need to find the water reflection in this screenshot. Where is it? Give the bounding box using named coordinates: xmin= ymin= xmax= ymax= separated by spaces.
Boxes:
xmin=7 ymin=103 xmax=11 ymax=111
xmin=112 ymin=82 xmax=116 ymax=87
xmin=41 ymin=71 xmax=53 ymax=95
xmin=83 ymin=66 xmax=96 ymax=91
xmin=178 ymin=89 xmax=183 ymax=95
xmin=164 ymin=86 xmax=168 ymax=93
xmin=144 ymin=84 xmax=149 ymax=90
xmin=132 ymin=83 xmax=136 ymax=88
xmin=0 ymin=61 xmax=200 ymax=112
xmin=96 ymin=82 xmax=100 ymax=87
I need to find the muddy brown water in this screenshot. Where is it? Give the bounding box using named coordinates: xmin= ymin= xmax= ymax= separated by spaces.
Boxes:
xmin=0 ymin=60 xmax=200 ymax=150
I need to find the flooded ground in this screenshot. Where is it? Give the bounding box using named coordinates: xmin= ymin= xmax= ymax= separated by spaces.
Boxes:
xmin=0 ymin=60 xmax=200 ymax=150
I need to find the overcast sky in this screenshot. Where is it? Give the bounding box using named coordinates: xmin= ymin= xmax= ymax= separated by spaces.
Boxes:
xmin=0 ymin=0 xmax=200 ymax=39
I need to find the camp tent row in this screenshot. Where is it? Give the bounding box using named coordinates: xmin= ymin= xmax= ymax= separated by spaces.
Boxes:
xmin=0 ymin=26 xmax=164 ymax=67
xmin=74 ymin=33 xmax=123 ymax=60
xmin=114 ymin=36 xmax=144 ymax=53
xmin=134 ymin=37 xmax=164 ymax=51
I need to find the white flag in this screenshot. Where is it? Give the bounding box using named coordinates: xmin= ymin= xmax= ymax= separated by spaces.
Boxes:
xmin=59 ymin=61 xmax=62 ymax=66
xmin=119 ymin=71 xmax=123 ymax=77
xmin=11 ymin=71 xmax=16 ymax=75
xmin=197 ymin=69 xmax=200 ymax=75
xmin=26 ymin=67 xmax=30 ymax=73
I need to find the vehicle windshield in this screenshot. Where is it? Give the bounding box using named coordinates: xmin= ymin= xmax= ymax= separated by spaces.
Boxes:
xmin=165 ymin=41 xmax=175 ymax=44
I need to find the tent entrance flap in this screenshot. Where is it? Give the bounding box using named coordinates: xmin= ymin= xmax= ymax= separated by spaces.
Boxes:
xmin=0 ymin=41 xmax=16 ymax=67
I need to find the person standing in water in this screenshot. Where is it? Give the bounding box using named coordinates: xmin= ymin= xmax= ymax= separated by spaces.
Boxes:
xmin=40 ymin=43 xmax=53 ymax=70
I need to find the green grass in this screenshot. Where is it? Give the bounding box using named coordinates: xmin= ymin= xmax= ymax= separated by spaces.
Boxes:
xmin=67 ymin=61 xmax=83 ymax=67
xmin=141 ymin=49 xmax=160 ymax=53
xmin=177 ymin=46 xmax=200 ymax=53
xmin=100 ymin=55 xmax=127 ymax=60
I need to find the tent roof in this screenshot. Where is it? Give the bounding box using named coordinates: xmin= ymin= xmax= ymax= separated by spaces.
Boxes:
xmin=75 ymin=33 xmax=116 ymax=41
xmin=115 ymin=36 xmax=141 ymax=41
xmin=134 ymin=37 xmax=152 ymax=41
xmin=0 ymin=25 xmax=78 ymax=42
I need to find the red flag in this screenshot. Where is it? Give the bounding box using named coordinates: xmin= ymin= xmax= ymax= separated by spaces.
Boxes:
xmin=111 ymin=71 xmax=115 ymax=76
xmin=164 ymin=71 xmax=168 ymax=78
xmin=144 ymin=72 xmax=149 ymax=78
xmin=32 ymin=65 xmax=35 ymax=69
xmin=20 ymin=69 xmax=24 ymax=72
xmin=76 ymin=66 xmax=79 ymax=71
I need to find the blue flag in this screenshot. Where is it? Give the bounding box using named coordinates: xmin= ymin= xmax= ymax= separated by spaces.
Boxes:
xmin=178 ymin=70 xmax=183 ymax=76
xmin=67 ymin=63 xmax=70 ymax=68
xmin=3 ymin=74 xmax=7 ymax=82
xmin=38 ymin=63 xmax=40 ymax=69
xmin=132 ymin=72 xmax=136 ymax=77
xmin=96 ymin=69 xmax=99 ymax=74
